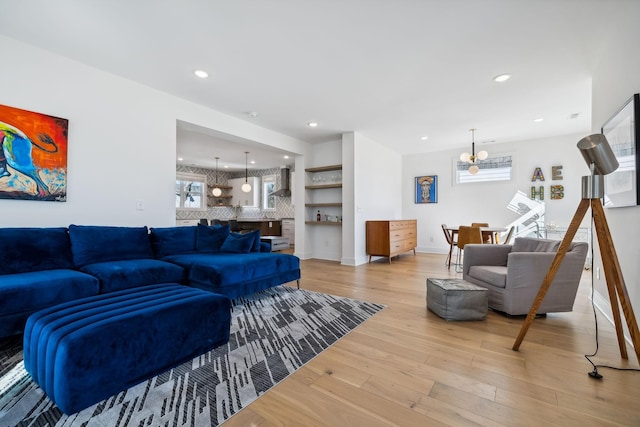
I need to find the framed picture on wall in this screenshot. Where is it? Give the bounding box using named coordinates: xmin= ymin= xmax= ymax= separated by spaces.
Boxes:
xmin=601 ymin=93 xmax=639 ymax=208
xmin=415 ymin=175 xmax=437 ymax=203
xmin=0 ymin=104 xmax=68 ymax=202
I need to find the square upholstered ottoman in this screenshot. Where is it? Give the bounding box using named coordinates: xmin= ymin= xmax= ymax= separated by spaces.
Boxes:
xmin=426 ymin=278 xmax=488 ymax=321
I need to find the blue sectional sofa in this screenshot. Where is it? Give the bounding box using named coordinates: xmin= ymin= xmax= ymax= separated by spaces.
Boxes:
xmin=0 ymin=223 xmax=301 ymax=338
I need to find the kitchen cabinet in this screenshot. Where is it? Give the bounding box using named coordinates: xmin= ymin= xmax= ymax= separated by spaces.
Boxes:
xmin=281 ymin=218 xmax=295 ymax=247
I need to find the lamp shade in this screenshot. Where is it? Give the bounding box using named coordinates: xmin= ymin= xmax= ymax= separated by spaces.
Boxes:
xmin=242 ymin=182 xmax=252 ymax=193
xmin=577 ymin=134 xmax=619 ymax=175
xmin=476 ymin=150 xmax=488 ymax=161
xmin=460 ymin=152 xmax=471 ymax=162
xmin=468 ymin=164 xmax=480 ymax=174
xmin=212 ymin=187 xmax=222 ymax=197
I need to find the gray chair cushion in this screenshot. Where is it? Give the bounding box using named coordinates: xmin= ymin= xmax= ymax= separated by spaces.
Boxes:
xmin=512 ymin=237 xmax=560 ymax=253
xmin=468 ymin=265 xmax=507 ymax=288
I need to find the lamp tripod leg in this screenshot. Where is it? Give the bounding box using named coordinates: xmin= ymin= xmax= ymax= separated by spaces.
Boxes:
xmin=513 ymin=199 xmax=590 ymax=351
xmin=591 ymin=200 xmax=640 ymax=363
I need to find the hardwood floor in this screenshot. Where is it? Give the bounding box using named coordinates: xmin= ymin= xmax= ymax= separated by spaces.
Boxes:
xmin=226 ymin=253 xmax=640 ymax=426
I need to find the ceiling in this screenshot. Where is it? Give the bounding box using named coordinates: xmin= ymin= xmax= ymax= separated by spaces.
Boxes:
xmin=0 ymin=1 xmax=621 ymax=171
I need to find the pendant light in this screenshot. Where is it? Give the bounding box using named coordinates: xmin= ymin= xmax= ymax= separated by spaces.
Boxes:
xmin=241 ymin=151 xmax=252 ymax=193
xmin=212 ymin=157 xmax=222 ymax=197
xmin=459 ymin=128 xmax=488 ymax=175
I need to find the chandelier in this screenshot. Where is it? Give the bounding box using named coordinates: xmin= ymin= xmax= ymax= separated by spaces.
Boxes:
xmin=459 ymin=128 xmax=488 ymax=175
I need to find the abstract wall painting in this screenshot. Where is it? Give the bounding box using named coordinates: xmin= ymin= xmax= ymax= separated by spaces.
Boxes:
xmin=0 ymin=104 xmax=68 ymax=202
xmin=415 ymin=175 xmax=438 ymax=203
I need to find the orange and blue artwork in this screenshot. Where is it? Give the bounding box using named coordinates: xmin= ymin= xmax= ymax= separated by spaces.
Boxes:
xmin=0 ymin=104 xmax=68 ymax=202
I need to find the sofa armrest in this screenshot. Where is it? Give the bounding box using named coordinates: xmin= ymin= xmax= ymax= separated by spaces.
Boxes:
xmin=462 ymin=244 xmax=512 ymax=276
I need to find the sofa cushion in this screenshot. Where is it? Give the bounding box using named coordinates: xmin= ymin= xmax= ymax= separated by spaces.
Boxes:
xmin=0 ymin=227 xmax=74 ymax=275
xmin=150 ymin=226 xmax=197 ymax=258
xmin=164 ymin=252 xmax=300 ymax=289
xmin=78 ymin=259 xmax=185 ymax=293
xmin=69 ymin=225 xmax=154 ymax=267
xmin=196 ymin=224 xmax=229 ymax=252
xmin=0 ymin=269 xmax=99 ymax=338
xmin=512 ymin=237 xmax=560 ymax=253
xmin=220 ymin=232 xmax=255 ymax=254
xmin=468 ymin=265 xmax=508 ymax=289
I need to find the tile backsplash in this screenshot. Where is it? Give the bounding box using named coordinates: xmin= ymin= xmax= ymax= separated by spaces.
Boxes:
xmin=176 ymin=164 xmax=295 ymax=222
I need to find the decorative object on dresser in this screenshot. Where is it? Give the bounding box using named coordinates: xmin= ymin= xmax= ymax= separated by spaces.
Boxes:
xmin=365 ymin=220 xmax=417 ymax=263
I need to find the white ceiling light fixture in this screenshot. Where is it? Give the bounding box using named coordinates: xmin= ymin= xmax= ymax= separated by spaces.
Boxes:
xmin=420 ymin=136 xmax=429 ymax=141
xmin=307 ymin=122 xmax=318 ymax=128
xmin=493 ymin=73 xmax=511 ymax=83
xmin=212 ymin=157 xmax=222 ymax=197
xmin=242 ymin=151 xmax=252 ymax=193
xmin=533 ymin=118 xmax=544 ymax=122
xmin=459 ymin=128 xmax=488 ymax=175
xmin=194 ymin=70 xmax=208 ymax=79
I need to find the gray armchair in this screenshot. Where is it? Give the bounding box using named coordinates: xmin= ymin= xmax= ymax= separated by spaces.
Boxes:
xmin=462 ymin=237 xmax=588 ymax=316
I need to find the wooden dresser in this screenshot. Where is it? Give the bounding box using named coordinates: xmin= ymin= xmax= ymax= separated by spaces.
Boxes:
xmin=365 ymin=220 xmax=417 ymax=263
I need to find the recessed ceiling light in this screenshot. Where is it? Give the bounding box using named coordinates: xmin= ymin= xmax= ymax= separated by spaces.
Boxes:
xmin=194 ymin=70 xmax=208 ymax=79
xmin=177 ymin=157 xmax=184 ymax=161
xmin=248 ymin=111 xmax=258 ymax=118
xmin=250 ymin=160 xmax=256 ymax=164
xmin=224 ymin=165 xmax=229 ymax=168
xmin=493 ymin=74 xmax=511 ymax=83
xmin=533 ymin=118 xmax=544 ymax=122
xmin=284 ymin=155 xmax=289 ymax=159
xmin=307 ymin=122 xmax=319 ymax=128
xmin=420 ymin=136 xmax=429 ymax=141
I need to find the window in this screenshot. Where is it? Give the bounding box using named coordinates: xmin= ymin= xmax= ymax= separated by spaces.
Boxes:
xmin=455 ymin=155 xmax=513 ymax=184
xmin=262 ymin=175 xmax=276 ymax=211
xmin=176 ymin=172 xmax=206 ymax=210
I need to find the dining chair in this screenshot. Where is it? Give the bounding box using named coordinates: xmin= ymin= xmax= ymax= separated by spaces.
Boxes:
xmin=228 ymin=219 xmax=239 ymax=232
xmin=455 ymin=225 xmax=483 ymax=272
xmin=471 ymin=222 xmax=492 ymax=243
xmin=441 ymin=224 xmax=457 ymax=269
xmin=199 ymin=218 xmax=209 ymax=226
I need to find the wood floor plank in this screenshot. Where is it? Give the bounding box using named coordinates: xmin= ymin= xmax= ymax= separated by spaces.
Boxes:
xmin=225 ymin=254 xmax=640 ymax=426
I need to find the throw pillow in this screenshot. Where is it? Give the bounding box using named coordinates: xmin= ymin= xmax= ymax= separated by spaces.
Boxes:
xmin=69 ymin=225 xmax=154 ymax=267
xmin=149 ymin=226 xmax=197 ymax=258
xmin=220 ymin=232 xmax=255 ymax=253
xmin=241 ymin=229 xmax=261 ymax=252
xmin=196 ymin=224 xmax=230 ymax=252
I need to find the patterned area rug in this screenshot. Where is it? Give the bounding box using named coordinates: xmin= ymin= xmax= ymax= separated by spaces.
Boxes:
xmin=0 ymin=286 xmax=384 ymax=426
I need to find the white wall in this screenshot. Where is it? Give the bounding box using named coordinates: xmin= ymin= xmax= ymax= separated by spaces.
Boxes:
xmin=349 ymin=132 xmax=402 ymax=265
xmin=0 ymin=36 xmax=310 ymax=228
xmin=590 ymin=1 xmax=640 ymax=330
xmin=402 ymin=133 xmax=587 ymax=253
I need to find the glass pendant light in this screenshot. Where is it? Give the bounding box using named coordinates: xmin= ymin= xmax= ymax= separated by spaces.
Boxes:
xmin=212 ymin=157 xmax=222 ymax=196
xmin=242 ymin=151 xmax=252 ymax=193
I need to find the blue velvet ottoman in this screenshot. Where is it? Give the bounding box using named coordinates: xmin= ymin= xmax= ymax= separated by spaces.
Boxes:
xmin=23 ymin=283 xmax=231 ymax=414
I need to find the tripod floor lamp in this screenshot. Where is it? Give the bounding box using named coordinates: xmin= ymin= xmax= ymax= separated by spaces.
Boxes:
xmin=512 ymin=134 xmax=640 ymax=364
